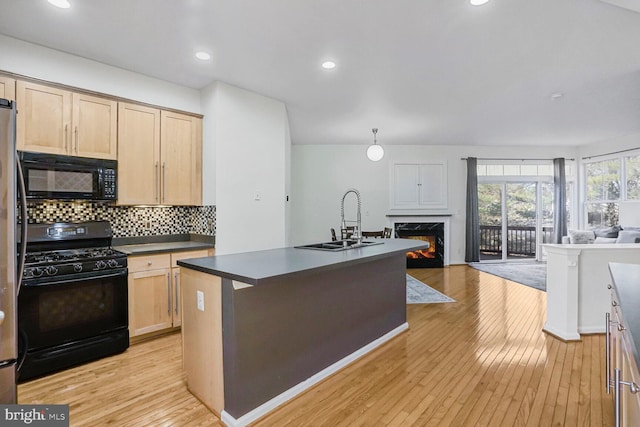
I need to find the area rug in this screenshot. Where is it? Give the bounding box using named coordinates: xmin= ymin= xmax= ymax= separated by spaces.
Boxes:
xmin=406 ymin=275 xmax=455 ymax=304
xmin=469 ymin=262 xmax=546 ymax=292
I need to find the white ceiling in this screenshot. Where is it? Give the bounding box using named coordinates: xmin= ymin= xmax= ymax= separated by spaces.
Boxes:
xmin=1 ymin=0 xmax=640 ymax=147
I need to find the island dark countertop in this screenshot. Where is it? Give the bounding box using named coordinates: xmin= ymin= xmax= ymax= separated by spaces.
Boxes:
xmin=177 ymin=238 xmax=428 ymax=285
xmin=609 ymin=262 xmax=640 ymax=370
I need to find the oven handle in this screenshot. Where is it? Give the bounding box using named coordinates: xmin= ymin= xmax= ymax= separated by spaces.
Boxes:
xmin=16 ymin=154 xmax=28 ymax=296
xmin=22 ymin=269 xmax=127 ymax=287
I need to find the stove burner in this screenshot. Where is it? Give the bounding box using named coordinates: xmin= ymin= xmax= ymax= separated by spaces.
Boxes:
xmin=25 ymin=248 xmax=124 ymax=264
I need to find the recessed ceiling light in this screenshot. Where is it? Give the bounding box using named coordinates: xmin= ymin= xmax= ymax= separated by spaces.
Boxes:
xmin=321 ymin=61 xmax=336 ymax=70
xmin=470 ymin=0 xmax=489 ymax=5
xmin=195 ymin=51 xmax=211 ymax=61
xmin=48 ymin=0 xmax=71 ymax=8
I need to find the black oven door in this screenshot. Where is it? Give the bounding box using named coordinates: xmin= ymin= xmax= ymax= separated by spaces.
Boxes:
xmin=18 ymin=269 xmax=128 ymax=352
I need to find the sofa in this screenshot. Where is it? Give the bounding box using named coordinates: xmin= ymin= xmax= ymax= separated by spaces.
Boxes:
xmin=561 ymin=225 xmax=640 ymax=244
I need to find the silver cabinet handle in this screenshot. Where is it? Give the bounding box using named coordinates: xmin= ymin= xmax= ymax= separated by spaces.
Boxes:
xmin=606 ymin=312 xmax=612 ymax=394
xmin=613 ymin=300 xmax=618 ymax=306
xmin=174 ymin=271 xmax=179 ymax=315
xmin=64 ymin=124 xmax=68 ymax=152
xmin=155 ymin=161 xmax=160 ymax=203
xmin=74 ymin=126 xmax=79 ymax=154
xmin=166 ymin=272 xmax=171 ymax=316
xmin=162 ymin=162 xmax=166 ymax=204
xmin=616 ymin=368 xmax=621 ymax=427
xmin=0 ymin=310 xmax=5 ymax=326
xmin=608 ymin=284 xmax=612 ymax=289
xmin=614 ymin=367 xmax=640 ymax=427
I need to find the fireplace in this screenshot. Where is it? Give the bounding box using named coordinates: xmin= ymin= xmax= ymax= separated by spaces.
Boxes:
xmin=394 ymin=222 xmax=444 ymax=268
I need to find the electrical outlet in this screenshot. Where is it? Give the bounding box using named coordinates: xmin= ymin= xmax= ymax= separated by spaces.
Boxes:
xmin=197 ymin=290 xmax=205 ymax=311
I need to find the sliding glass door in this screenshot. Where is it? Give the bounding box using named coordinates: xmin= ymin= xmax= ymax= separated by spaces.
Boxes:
xmin=478 ymin=181 xmax=544 ymax=261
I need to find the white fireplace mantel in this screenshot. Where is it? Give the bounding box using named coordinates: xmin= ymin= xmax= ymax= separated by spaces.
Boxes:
xmin=385 ymin=215 xmax=450 ymax=266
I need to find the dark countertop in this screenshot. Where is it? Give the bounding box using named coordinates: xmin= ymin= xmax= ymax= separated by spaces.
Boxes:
xmin=114 ymin=240 xmax=214 ymax=256
xmin=178 ymin=238 xmax=428 ymax=285
xmin=609 ymin=262 xmax=640 ymax=369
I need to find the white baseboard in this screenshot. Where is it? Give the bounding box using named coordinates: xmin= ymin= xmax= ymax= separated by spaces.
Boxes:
xmin=220 ymin=322 xmax=409 ymax=427
xmin=578 ymin=325 xmax=605 ymax=334
xmin=543 ymin=323 xmax=581 ymax=341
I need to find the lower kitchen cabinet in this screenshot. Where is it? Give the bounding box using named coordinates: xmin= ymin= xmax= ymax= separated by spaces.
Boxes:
xmin=128 ymin=249 xmax=212 ymax=341
xmin=607 ymin=264 xmax=640 ymax=427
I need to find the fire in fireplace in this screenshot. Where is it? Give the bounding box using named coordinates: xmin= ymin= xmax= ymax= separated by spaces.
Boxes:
xmin=394 ymin=222 xmax=444 ymax=268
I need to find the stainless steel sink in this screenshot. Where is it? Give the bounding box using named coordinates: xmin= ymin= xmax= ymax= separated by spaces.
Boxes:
xmin=295 ymin=239 xmax=383 ymax=251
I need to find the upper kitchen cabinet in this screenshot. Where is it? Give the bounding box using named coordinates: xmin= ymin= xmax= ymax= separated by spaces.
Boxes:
xmin=161 ymin=111 xmax=202 ymax=206
xmin=0 ymin=76 xmax=15 ymax=100
xmin=390 ymin=162 xmax=448 ymax=210
xmin=118 ymin=104 xmax=202 ymax=206
xmin=117 ymin=102 xmax=161 ymax=205
xmin=16 ymin=81 xmax=117 ymax=159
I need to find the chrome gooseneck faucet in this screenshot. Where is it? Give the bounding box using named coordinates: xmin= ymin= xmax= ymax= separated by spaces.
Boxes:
xmin=340 ymin=188 xmax=362 ymax=243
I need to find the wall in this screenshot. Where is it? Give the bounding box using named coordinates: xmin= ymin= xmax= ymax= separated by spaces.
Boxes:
xmin=291 ymin=144 xmax=577 ymax=265
xmin=206 ymin=82 xmax=290 ymax=255
xmin=0 ymin=34 xmax=201 ymax=113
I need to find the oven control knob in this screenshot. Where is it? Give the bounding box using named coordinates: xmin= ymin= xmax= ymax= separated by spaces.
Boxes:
xmin=107 ymin=259 xmax=119 ymax=268
xmin=96 ymin=260 xmax=107 ymax=270
xmin=73 ymin=263 xmax=83 ymax=273
xmin=33 ymin=267 xmax=44 ymax=277
xmin=45 ymin=266 xmax=58 ymax=276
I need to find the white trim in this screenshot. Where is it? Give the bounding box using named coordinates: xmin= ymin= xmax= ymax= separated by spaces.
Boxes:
xmin=543 ymin=323 xmax=582 ymax=341
xmin=578 ymin=325 xmax=606 ymax=334
xmin=220 ymin=322 xmax=409 ymax=427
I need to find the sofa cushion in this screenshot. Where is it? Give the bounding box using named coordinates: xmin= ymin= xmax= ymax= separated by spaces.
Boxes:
xmin=593 ymin=225 xmax=621 ymax=238
xmin=594 ymin=237 xmax=617 ymax=244
xmin=615 ymin=230 xmax=640 ymax=243
xmin=568 ymin=230 xmax=595 ymax=244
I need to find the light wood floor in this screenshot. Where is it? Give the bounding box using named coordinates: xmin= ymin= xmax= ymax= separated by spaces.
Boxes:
xmin=18 ymin=265 xmax=614 ymax=426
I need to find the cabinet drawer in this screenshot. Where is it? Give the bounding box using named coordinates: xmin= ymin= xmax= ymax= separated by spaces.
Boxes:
xmin=128 ymin=254 xmax=171 ymax=272
xmin=171 ymin=249 xmax=211 ymax=267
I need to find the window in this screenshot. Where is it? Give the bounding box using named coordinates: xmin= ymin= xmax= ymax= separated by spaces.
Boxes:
xmin=584 ymin=153 xmax=640 ymax=227
xmin=626 ymin=155 xmax=640 ymax=200
xmin=585 ymin=159 xmax=620 ymax=227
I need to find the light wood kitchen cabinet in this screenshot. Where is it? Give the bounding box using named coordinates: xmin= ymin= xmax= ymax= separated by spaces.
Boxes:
xmin=128 ymin=249 xmax=212 ymax=340
xmin=117 ymin=104 xmax=202 ymax=206
xmin=16 ymin=80 xmax=117 ymax=159
xmin=128 ymin=254 xmax=172 ymax=337
xmin=607 ymin=269 xmax=640 ymax=427
xmin=0 ymin=76 xmax=15 ymax=100
xmin=117 ymin=102 xmax=161 ymax=205
xmin=161 ymin=111 xmax=202 ymax=206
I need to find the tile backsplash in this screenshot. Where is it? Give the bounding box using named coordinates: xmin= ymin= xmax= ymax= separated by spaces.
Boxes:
xmin=25 ymin=202 xmax=216 ymax=238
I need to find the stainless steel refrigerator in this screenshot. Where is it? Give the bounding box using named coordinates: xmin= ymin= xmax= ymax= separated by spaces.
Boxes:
xmin=0 ymin=98 xmax=26 ymax=403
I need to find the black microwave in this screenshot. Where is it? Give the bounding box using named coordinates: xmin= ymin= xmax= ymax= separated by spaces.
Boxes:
xmin=18 ymin=151 xmax=117 ymax=201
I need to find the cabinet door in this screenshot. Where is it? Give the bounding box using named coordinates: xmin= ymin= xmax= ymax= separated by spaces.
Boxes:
xmin=128 ymin=268 xmax=173 ymax=337
xmin=160 ymin=110 xmax=198 ymax=205
xmin=621 ymin=334 xmax=640 ymax=426
xmin=171 ymin=267 xmax=182 ymax=328
xmin=16 ymin=81 xmax=71 ymax=155
xmin=392 ymin=164 xmax=420 ymax=208
xmin=72 ymin=93 xmax=117 ymax=159
xmin=418 ymin=163 xmax=447 ymax=209
xmin=117 ymin=102 xmax=161 ymax=205
xmin=0 ymin=76 xmax=15 ymax=101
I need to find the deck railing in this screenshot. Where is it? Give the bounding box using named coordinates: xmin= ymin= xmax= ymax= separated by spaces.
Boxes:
xmin=479 ymin=225 xmax=554 ymax=257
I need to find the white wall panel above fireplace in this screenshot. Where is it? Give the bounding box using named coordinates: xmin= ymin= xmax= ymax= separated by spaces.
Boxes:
xmin=390 ymin=162 xmax=448 ymax=210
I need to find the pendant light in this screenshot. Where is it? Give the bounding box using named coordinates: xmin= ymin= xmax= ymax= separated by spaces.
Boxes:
xmin=366 ymin=128 xmax=384 ymax=161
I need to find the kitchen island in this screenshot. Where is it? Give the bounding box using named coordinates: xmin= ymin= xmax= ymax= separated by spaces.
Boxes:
xmin=177 ymin=238 xmax=428 ymax=427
